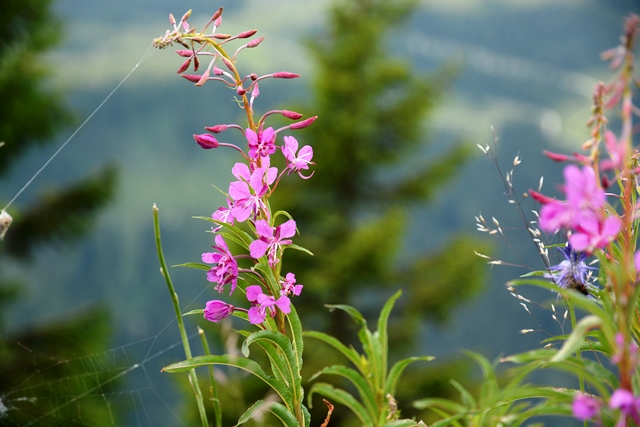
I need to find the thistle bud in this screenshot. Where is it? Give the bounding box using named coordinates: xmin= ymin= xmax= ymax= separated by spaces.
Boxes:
xmin=272 ymin=71 xmax=301 ymax=79
xmin=194 ymin=133 xmax=219 ymax=149
xmin=0 ymin=210 xmax=12 ymax=240
xmin=290 ymin=115 xmax=318 ymax=129
xmin=205 ymin=125 xmax=228 ymax=133
xmin=238 ymin=29 xmax=258 ymax=39
xmin=282 ymin=110 xmax=303 ymax=120
xmin=247 ymin=37 xmax=265 ymax=48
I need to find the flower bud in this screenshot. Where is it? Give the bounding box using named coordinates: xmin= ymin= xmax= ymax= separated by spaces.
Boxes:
xmin=238 ymin=29 xmax=258 ymax=39
xmin=528 ymin=190 xmax=555 ymax=205
xmin=213 ymin=33 xmax=231 ymax=39
xmin=213 ymin=66 xmax=224 ymax=76
xmin=247 ymin=37 xmax=265 ymax=48
xmin=196 ymin=69 xmax=210 ymax=86
xmin=222 ymin=56 xmax=235 ymax=72
xmin=176 ymin=58 xmax=191 ymax=74
xmin=250 ymin=73 xmax=258 ymax=81
xmin=543 ymin=150 xmax=569 ymax=162
xmin=204 ymin=300 xmax=235 ymax=322
xmin=181 ymin=74 xmax=201 ymax=83
xmin=282 ymin=110 xmax=303 ymax=120
xmin=273 ymin=71 xmax=301 ymax=79
xmin=194 ymin=133 xmax=219 ymax=149
xmin=169 ymin=13 xmax=176 ymax=26
xmin=290 ymin=115 xmax=318 ymax=129
xmin=237 ymin=85 xmax=246 ymax=96
xmin=205 ymin=125 xmax=228 ymax=133
xmin=180 ymin=9 xmax=192 ymax=23
xmin=211 ymin=7 xmax=223 ymax=21
xmin=175 ymin=50 xmax=193 ymax=57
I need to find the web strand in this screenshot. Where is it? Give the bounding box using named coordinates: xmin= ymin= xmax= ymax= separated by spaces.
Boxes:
xmin=2 ymin=44 xmax=156 ymax=213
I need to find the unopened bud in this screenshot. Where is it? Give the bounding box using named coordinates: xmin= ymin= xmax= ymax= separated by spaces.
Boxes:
xmin=238 ymin=29 xmax=258 ymax=39
xmin=528 ymin=190 xmax=555 ymax=205
xmin=247 ymin=37 xmax=265 ymax=48
xmin=204 ymin=300 xmax=235 ymax=322
xmin=290 ymin=115 xmax=318 ymax=130
xmin=543 ymin=150 xmax=569 ymax=162
xmin=177 ymin=58 xmax=191 ymax=74
xmin=273 ymin=71 xmax=301 ymax=79
xmin=180 ymin=9 xmax=192 ymax=23
xmin=193 ymin=56 xmax=200 ymax=72
xmin=196 ymin=69 xmax=210 ymax=86
xmin=205 ymin=125 xmax=228 ymax=133
xmin=175 ymin=50 xmax=193 ymax=57
xmin=169 ymin=13 xmax=176 ymax=26
xmin=0 ymin=210 xmax=12 ymax=240
xmin=213 ymin=33 xmax=231 ymax=40
xmin=236 ymin=85 xmax=246 ymax=96
xmin=222 ymin=56 xmax=235 ymax=72
xmin=194 ymin=133 xmax=219 ymax=149
xmin=282 ymin=110 xmax=303 ymax=120
xmin=250 ymin=73 xmax=258 ymax=81
xmin=181 ymin=74 xmax=202 ymax=83
xmin=211 ymin=7 xmax=223 ymax=21
xmin=213 ymin=66 xmax=224 ymax=76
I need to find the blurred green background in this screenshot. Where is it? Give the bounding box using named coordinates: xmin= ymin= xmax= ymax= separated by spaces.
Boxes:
xmin=1 ymin=0 xmax=638 ymax=425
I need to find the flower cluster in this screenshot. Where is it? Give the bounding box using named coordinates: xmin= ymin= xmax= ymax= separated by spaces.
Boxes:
xmin=158 ymin=8 xmax=315 ymax=326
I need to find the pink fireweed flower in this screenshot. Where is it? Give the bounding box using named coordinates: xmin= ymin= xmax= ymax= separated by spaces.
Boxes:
xmin=246 ymin=284 xmax=291 ymax=324
xmin=563 ymin=165 xmax=604 ymax=211
xmin=202 ymin=234 xmax=238 ymax=294
xmin=572 ymin=393 xmax=601 ymax=421
xmin=283 ymin=136 xmax=314 ymax=178
xmin=609 ymin=389 xmax=640 ymax=426
xmin=204 ymin=300 xmax=235 ymax=322
xmin=246 ymin=126 xmax=276 ymax=159
xmin=249 ymin=219 xmax=296 ymax=266
xmin=229 ymin=161 xmax=277 ymax=222
xmin=280 ymin=272 xmax=303 ymax=297
xmin=569 ymin=210 xmax=621 ymax=253
xmin=211 ymin=199 xmax=235 ymax=232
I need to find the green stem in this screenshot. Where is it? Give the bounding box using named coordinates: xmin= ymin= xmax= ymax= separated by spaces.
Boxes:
xmin=567 ymin=300 xmax=585 ymax=394
xmin=153 ymin=204 xmax=209 ymax=427
xmin=199 ymin=326 xmax=222 ymax=427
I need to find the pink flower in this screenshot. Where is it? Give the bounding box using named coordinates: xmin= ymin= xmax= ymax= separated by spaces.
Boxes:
xmin=246 ymin=285 xmax=291 ymax=324
xmin=204 ymin=300 xmax=235 ymax=322
xmin=564 ymin=165 xmax=604 ymax=212
xmin=246 ymin=127 xmax=276 ymax=159
xmin=609 ymin=389 xmax=640 ymax=426
xmin=600 ymin=130 xmax=627 ymax=171
xmin=280 ymin=272 xmax=303 ymax=297
xmin=283 ymin=136 xmax=314 ymax=178
xmin=202 ymin=234 xmax=238 ymax=294
xmin=228 ymin=161 xmax=277 ymax=222
xmin=249 ymin=219 xmax=296 ymax=266
xmin=211 ymin=199 xmax=235 ymax=231
xmin=572 ymin=393 xmax=600 ymax=421
xmin=569 ymin=211 xmax=621 ymax=253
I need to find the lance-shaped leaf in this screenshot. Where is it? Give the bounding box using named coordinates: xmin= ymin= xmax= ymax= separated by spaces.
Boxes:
xmin=376 ymin=290 xmax=402 ymax=385
xmin=236 ymin=400 xmax=299 ymax=427
xmin=551 ymin=315 xmax=601 ymax=362
xmin=309 ymin=365 xmax=377 ymax=419
xmin=162 ymin=354 xmax=293 ymax=409
xmin=384 ymin=356 xmax=434 ymax=398
xmin=303 ymin=330 xmax=363 ymax=372
xmin=242 ymin=330 xmax=302 ymax=409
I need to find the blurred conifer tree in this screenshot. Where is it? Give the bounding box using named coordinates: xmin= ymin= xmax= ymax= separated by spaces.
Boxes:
xmin=270 ymin=0 xmax=490 ymax=423
xmin=0 ymin=0 xmax=119 ymax=424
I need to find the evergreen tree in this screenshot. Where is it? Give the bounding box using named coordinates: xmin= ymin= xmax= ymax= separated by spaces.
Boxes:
xmin=270 ymin=0 xmax=489 ymax=423
xmin=0 ymin=0 xmax=119 ymax=424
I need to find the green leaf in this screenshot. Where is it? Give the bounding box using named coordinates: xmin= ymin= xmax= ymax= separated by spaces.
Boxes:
xmin=287 ymin=243 xmax=314 ymax=256
xmin=382 ymin=420 xmax=423 ymax=427
xmin=173 ymin=262 xmax=211 ymax=271
xmin=449 ymin=379 xmax=476 ymax=410
xmin=308 ymin=382 xmax=375 ymax=427
xmin=309 ymin=365 xmax=377 ymax=420
xmin=377 ymin=290 xmax=402 ymax=386
xmin=325 ymin=303 xmax=367 ymax=328
xmin=551 ymin=315 xmax=601 ymax=362
xmin=303 ymin=331 xmax=363 ymax=372
xmin=162 ymin=354 xmax=293 ymax=409
xmin=236 ymin=400 xmax=299 ymax=427
xmin=412 ymin=397 xmax=466 ymax=413
xmin=384 ymin=356 xmax=434 ymax=398
xmin=287 ymin=304 xmax=304 ymax=371
xmin=242 ymin=330 xmax=301 ymax=408
xmin=182 ymin=309 xmax=204 ymax=316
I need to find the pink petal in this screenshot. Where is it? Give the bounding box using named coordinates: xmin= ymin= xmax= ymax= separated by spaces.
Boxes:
xmin=250 ymin=239 xmax=269 ymax=259
xmin=279 ymin=219 xmax=297 ymax=239
xmin=254 ymin=220 xmax=274 ymax=239
xmin=246 ymin=285 xmax=263 ymax=302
